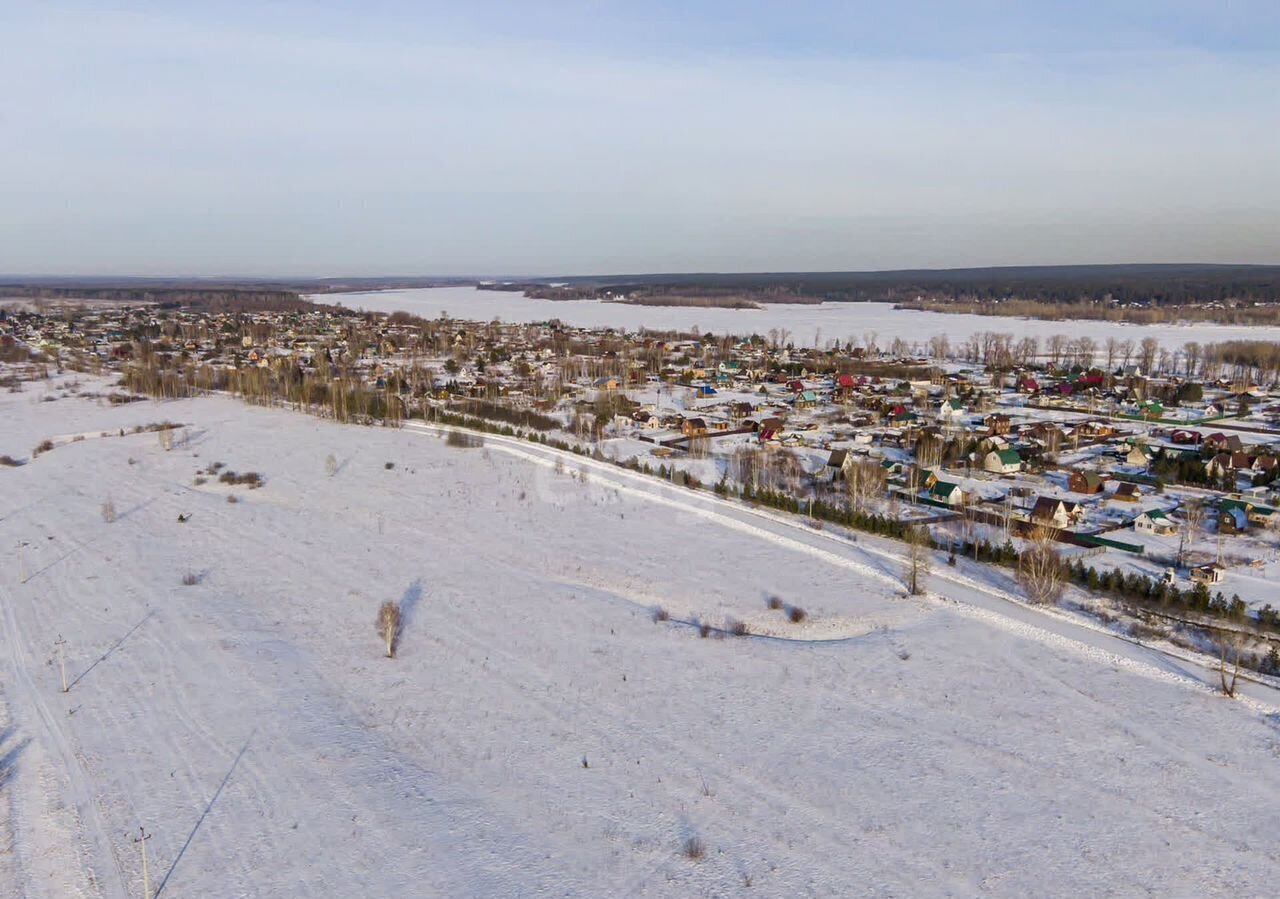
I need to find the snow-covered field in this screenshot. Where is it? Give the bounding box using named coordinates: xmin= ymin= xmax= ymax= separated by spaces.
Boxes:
xmin=2 ymin=378 xmax=1280 ymax=897
xmin=324 ymin=285 xmax=1280 ymax=349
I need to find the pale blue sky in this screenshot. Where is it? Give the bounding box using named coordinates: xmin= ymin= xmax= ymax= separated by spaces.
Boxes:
xmin=1 ymin=1 xmax=1277 ymax=276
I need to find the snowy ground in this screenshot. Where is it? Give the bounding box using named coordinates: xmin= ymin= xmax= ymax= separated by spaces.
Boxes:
xmin=327 ymin=285 xmax=1280 ymax=351
xmin=2 ymin=378 xmax=1280 ymax=897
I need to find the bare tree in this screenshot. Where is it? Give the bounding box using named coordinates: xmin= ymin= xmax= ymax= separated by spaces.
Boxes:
xmin=1016 ymin=528 xmax=1066 ymax=605
xmin=1139 ymin=337 xmax=1160 ymax=375
xmin=846 ymin=459 xmax=887 ymax=514
xmin=928 ymin=334 xmax=950 ymax=364
xmin=902 ymin=525 xmax=932 ymax=595
xmin=325 ymin=453 xmax=339 ymax=477
xmin=1105 ymin=337 xmax=1120 ymax=373
xmin=1182 ymin=341 xmax=1202 ymax=378
xmin=1219 ymin=634 xmax=1241 ymax=698
xmin=1177 ymin=500 xmax=1204 ymax=569
xmin=1046 ymin=334 xmax=1068 ymax=369
xmin=101 ymin=496 xmax=117 ymax=523
xmin=1076 ymin=336 xmax=1096 ymax=370
xmin=1119 ymin=339 xmax=1135 ymax=369
xmin=376 ymin=601 xmax=402 ymax=658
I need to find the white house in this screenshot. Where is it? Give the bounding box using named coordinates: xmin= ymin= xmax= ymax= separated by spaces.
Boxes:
xmin=1133 ymin=509 xmax=1178 ymax=536
xmin=939 ymin=398 xmax=966 ymax=422
xmin=983 ymin=448 xmax=1022 ymax=475
xmin=1126 ymin=444 xmax=1156 ymax=467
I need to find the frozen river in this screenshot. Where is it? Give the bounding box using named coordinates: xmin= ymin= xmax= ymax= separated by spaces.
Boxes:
xmin=315 ymin=285 xmax=1280 ymax=351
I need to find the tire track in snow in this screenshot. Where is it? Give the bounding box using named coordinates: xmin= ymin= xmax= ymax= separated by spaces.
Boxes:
xmin=0 ymin=583 xmax=129 ymax=899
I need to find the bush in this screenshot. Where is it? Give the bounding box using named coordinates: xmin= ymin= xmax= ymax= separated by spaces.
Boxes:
xmin=218 ymin=470 xmax=263 ymax=488
xmin=788 ymin=606 xmax=807 ymax=624
xmin=226 ymin=494 xmax=239 ymax=504
xmin=698 ymin=621 xmax=711 ymax=638
xmin=181 ymin=571 xmax=199 ymax=586
xmin=0 ymin=455 xmax=24 ymax=467
xmin=32 ymin=439 xmax=54 ymax=457
xmin=766 ymin=595 xmax=783 ymax=610
xmin=101 ymin=497 xmax=117 ymax=523
xmin=445 ymin=430 xmax=484 ymax=448
xmin=652 ymin=606 xmax=669 ymax=623
xmin=727 ymin=618 xmax=750 ymax=637
xmin=682 ymin=836 xmax=706 ymax=860
xmin=384 ymin=461 xmax=395 ymax=470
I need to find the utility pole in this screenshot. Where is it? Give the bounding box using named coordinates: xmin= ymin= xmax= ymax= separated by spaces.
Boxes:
xmin=133 ymin=827 xmax=152 ymax=899
xmin=54 ymin=635 xmax=68 ymax=693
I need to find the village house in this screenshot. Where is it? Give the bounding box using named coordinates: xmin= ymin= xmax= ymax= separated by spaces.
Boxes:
xmin=939 ymin=397 xmax=966 ymax=422
xmin=983 ymin=448 xmax=1022 ymax=475
xmin=1030 ymin=496 xmax=1082 ymax=529
xmin=681 ymin=417 xmax=708 ymax=437
xmin=1190 ymin=563 xmax=1225 ymax=585
xmin=1204 ymin=433 xmax=1244 ymax=453
xmin=928 ymin=479 xmax=968 ymax=506
xmin=1067 ymin=471 xmax=1107 ymax=494
xmin=1133 ymin=509 xmax=1178 ymax=536
xmin=825 ymin=449 xmax=855 ymax=482
xmin=1110 ymin=482 xmax=1142 ymax=503
xmin=984 ymin=413 xmax=1012 ymax=436
xmin=1125 ymin=444 xmax=1155 ymax=467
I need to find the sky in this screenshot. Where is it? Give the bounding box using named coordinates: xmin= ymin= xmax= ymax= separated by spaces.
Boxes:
xmin=1 ymin=1 xmax=1277 ymax=277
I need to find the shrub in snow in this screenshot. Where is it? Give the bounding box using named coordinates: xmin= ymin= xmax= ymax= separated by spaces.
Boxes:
xmin=445 ymin=430 xmax=483 ymax=449
xmin=377 ymin=601 xmax=402 ymax=658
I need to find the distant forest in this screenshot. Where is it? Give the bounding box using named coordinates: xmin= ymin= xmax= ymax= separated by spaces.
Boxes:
xmin=0 ymin=275 xmax=470 ymax=314
xmin=536 ymin=264 xmax=1280 ymax=306
xmin=5 ymin=265 xmax=1279 ymax=318
xmin=478 ymin=264 xmax=1280 ymax=322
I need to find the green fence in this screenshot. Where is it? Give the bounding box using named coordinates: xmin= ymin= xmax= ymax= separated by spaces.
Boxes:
xmin=1075 ymin=533 xmax=1145 ymax=554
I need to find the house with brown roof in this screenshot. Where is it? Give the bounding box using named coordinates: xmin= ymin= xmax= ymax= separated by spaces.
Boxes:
xmin=1030 ymin=497 xmax=1082 ymax=529
xmin=1111 ymin=482 xmax=1141 ymax=503
xmin=1067 ymin=471 xmax=1107 ymax=494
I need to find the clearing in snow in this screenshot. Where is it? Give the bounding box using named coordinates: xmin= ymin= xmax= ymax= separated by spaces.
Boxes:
xmin=1 ymin=379 xmax=1279 ymax=897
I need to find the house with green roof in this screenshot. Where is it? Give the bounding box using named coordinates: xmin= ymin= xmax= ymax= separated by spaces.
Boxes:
xmin=1220 ymin=497 xmax=1275 ymax=531
xmin=928 ymin=479 xmax=968 ymax=506
xmin=983 ymin=448 xmax=1022 ymax=475
xmin=1133 ymin=508 xmax=1177 ymax=536
xmin=939 ymin=397 xmax=966 ymax=421
xmin=1135 ymin=399 xmax=1164 ymax=419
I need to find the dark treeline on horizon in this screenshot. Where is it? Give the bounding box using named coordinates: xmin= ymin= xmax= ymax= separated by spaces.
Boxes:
xmin=5 ymin=264 xmax=1280 ymax=312
xmin=537 ymin=263 xmax=1280 ymax=306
